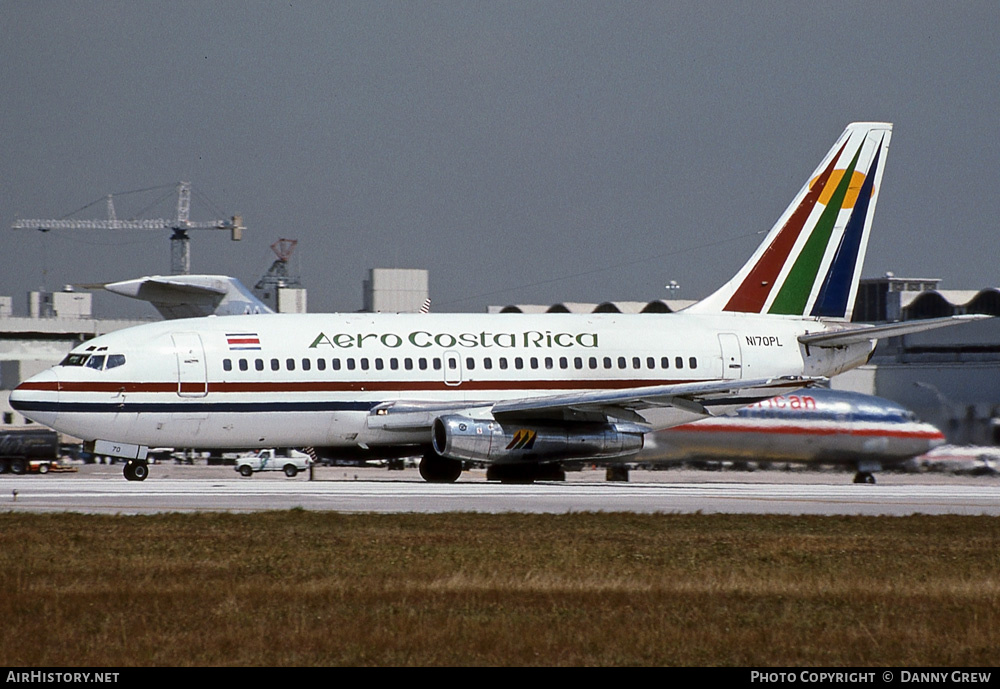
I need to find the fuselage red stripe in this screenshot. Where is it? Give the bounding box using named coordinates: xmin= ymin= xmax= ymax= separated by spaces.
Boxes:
xmin=671 ymin=421 xmax=944 ymax=440
xmin=17 ymin=377 xmax=723 ymax=394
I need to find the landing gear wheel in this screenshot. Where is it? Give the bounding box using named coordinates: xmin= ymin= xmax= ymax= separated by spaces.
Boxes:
xmin=419 ymin=451 xmax=462 ymax=483
xmin=853 ymin=471 xmax=876 ymax=484
xmin=124 ymin=461 xmax=149 ymax=481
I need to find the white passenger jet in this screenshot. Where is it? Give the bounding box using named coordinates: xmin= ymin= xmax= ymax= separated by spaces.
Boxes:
xmin=9 ymin=122 xmax=982 ymax=482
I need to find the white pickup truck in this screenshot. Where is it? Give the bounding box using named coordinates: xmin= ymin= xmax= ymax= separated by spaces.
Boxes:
xmin=235 ymin=449 xmax=312 ymax=477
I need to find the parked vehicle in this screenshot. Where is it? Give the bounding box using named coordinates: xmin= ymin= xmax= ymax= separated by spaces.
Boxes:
xmin=0 ymin=429 xmax=60 ymax=475
xmin=234 ymin=449 xmax=312 ymax=477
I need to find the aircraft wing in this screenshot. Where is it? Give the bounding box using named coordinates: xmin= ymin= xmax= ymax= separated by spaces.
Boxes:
xmin=799 ymin=314 xmax=989 ymax=347
xmin=369 ymin=376 xmax=819 ymax=433
xmin=490 ymin=376 xmax=819 ymax=430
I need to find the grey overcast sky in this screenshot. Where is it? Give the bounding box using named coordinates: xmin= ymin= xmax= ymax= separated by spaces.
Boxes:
xmin=3 ymin=1 xmax=998 ymax=317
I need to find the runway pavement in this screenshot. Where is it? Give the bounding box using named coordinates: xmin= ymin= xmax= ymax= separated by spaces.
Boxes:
xmin=2 ymin=463 xmax=999 ymax=515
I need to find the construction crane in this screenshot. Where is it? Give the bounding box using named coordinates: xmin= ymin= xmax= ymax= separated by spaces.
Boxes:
xmin=12 ymin=182 xmax=245 ymax=275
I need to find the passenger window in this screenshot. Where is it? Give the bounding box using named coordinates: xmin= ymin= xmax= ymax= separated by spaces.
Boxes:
xmin=661 ymin=357 xmax=670 ymax=369
xmin=499 ymin=358 xmax=508 ymax=370
xmin=239 ymin=359 xmax=249 ymax=371
xmin=515 ymin=357 xmax=524 ymax=370
xmin=588 ymin=357 xmax=598 ymax=369
xmin=271 ymin=358 xmax=280 ymax=371
xmin=302 ymin=358 xmax=311 ymax=371
xmin=647 ymin=357 xmax=655 ymax=369
xmin=689 ymin=357 xmax=697 ymax=369
xmin=390 ymin=358 xmax=399 ymax=370
xmin=223 ymin=359 xmax=233 ymax=372
xmin=347 ymin=359 xmax=356 ymax=371
xmin=465 ymin=358 xmax=474 ymax=370
xmin=418 ymin=358 xmax=428 ymax=370
xmin=603 ymin=357 xmax=612 ymax=369
xmin=530 ymin=357 xmax=538 ymax=369
xmin=483 ymin=358 xmax=493 ymax=370
xmin=286 ymin=358 xmax=296 ymax=371
xmin=574 ymin=357 xmax=583 ymax=369
xmin=618 ymin=357 xmax=627 ymax=369
xmin=632 ymin=357 xmax=641 ymax=369
xmin=316 ymin=359 xmax=326 ymax=371
xmin=375 ymin=358 xmax=384 ymax=371
xmin=86 ymin=355 xmax=106 ymax=371
xmin=404 ymin=358 xmax=413 ymax=370
xmin=433 ymin=358 xmax=442 ymax=370
xmin=545 ymin=357 xmax=553 ymax=369
xmin=559 ymin=357 xmax=568 ymax=369
xmin=255 ymin=359 xmax=264 ymax=371
xmin=675 ymin=357 xmax=684 ymax=369
xmin=106 ymin=354 xmax=126 ymax=369
xmin=360 ymin=358 xmax=369 ymax=371
xmin=332 ymin=358 xmax=341 ymax=371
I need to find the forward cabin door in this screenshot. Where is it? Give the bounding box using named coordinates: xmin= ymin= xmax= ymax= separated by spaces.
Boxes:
xmin=718 ymin=333 xmax=743 ymax=380
xmin=172 ymin=333 xmax=208 ymax=397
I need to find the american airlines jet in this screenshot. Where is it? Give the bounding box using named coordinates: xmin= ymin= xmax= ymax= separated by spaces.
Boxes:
xmin=9 ymin=123 xmax=981 ymax=482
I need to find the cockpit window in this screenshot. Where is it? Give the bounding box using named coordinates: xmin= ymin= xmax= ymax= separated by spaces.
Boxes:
xmin=85 ymin=355 xmax=106 ymax=370
xmin=60 ymin=353 xmax=90 ymax=367
xmin=106 ymin=354 xmax=126 ymax=369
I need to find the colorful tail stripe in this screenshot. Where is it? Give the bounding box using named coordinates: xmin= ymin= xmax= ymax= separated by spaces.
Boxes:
xmin=722 ymin=142 xmax=847 ymax=313
xmin=768 ymin=142 xmax=866 ymax=315
xmin=690 ymin=123 xmax=891 ymax=321
xmin=809 ymin=137 xmax=884 ymax=318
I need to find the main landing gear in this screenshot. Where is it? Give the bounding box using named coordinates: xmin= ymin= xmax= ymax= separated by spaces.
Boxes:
xmin=418 ymin=450 xmax=463 ymax=483
xmin=123 ymin=460 xmax=149 ymax=482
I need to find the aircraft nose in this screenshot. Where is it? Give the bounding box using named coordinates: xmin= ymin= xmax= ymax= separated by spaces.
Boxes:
xmin=9 ymin=367 xmax=60 ymax=422
xmin=926 ymin=426 xmax=947 ymax=450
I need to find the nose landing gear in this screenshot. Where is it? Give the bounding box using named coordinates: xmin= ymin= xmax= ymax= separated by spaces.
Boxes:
xmin=124 ymin=460 xmax=149 ymax=481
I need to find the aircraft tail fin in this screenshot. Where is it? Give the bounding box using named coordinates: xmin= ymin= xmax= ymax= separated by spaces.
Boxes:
xmin=688 ymin=122 xmax=892 ymax=321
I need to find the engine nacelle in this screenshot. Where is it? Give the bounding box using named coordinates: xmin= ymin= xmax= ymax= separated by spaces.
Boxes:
xmin=432 ymin=415 xmax=644 ymax=464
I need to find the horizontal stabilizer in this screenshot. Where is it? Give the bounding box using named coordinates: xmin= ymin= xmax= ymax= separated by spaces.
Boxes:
xmin=798 ymin=314 xmax=990 ymax=347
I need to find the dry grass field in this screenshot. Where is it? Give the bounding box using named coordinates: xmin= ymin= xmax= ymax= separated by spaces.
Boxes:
xmin=1 ymin=511 xmax=998 ymax=666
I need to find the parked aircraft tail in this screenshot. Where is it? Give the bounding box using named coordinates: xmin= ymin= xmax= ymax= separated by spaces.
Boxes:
xmin=103 ymin=274 xmax=273 ymax=319
xmin=689 ymin=122 xmax=892 ymax=321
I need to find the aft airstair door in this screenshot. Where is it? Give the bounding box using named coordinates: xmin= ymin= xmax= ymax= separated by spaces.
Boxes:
xmin=173 ymin=333 xmax=208 ymax=397
xmin=719 ymin=333 xmax=743 ymax=380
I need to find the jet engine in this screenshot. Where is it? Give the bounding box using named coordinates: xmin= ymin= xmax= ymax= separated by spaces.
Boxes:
xmin=432 ymin=415 xmax=644 ymax=464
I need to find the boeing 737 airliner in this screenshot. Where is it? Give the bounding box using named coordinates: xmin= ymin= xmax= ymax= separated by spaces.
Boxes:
xmin=9 ymin=123 xmax=982 ymax=482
